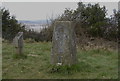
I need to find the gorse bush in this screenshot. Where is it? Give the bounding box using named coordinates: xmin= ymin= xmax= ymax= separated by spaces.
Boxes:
xmin=24 ymin=38 xmax=36 ymax=43
xmin=39 ymin=2 xmax=118 ymax=42
xmin=2 ymin=8 xmax=25 ymax=41
xmin=2 ymin=2 xmax=119 ymax=42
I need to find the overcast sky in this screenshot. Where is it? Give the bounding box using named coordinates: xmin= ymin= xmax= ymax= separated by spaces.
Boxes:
xmin=2 ymin=2 xmax=118 ymax=20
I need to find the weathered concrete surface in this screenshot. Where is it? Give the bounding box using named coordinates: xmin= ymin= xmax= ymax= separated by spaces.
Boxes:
xmin=13 ymin=32 xmax=23 ymax=54
xmin=51 ymin=21 xmax=77 ymax=65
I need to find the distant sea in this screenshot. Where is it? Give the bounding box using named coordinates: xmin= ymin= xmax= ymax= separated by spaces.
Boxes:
xmin=18 ymin=20 xmax=51 ymax=24
xmin=18 ymin=20 xmax=51 ymax=33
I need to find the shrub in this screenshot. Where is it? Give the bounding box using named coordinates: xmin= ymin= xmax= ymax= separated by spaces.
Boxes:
xmin=24 ymin=38 xmax=36 ymax=43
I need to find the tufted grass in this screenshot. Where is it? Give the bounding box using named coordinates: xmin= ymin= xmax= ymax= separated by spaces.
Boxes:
xmin=2 ymin=42 xmax=118 ymax=79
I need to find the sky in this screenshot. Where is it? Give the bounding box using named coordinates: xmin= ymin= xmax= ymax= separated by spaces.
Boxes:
xmin=2 ymin=2 xmax=119 ymax=20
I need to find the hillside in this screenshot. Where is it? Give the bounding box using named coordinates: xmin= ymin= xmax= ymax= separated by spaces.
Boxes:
xmin=2 ymin=42 xmax=118 ymax=79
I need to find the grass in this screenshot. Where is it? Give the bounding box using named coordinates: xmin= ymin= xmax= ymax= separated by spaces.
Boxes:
xmin=2 ymin=42 xmax=118 ymax=79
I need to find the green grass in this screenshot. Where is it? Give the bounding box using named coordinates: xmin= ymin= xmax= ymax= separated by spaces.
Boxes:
xmin=2 ymin=42 xmax=118 ymax=79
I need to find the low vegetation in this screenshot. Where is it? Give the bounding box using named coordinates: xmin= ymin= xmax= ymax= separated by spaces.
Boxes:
xmin=2 ymin=42 xmax=118 ymax=79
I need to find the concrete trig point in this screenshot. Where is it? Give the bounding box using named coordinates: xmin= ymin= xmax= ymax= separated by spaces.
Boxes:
xmin=51 ymin=21 xmax=77 ymax=65
xmin=13 ymin=32 xmax=23 ymax=55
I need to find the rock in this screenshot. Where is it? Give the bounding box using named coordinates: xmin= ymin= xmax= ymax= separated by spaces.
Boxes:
xmin=13 ymin=32 xmax=23 ymax=54
xmin=51 ymin=21 xmax=77 ymax=65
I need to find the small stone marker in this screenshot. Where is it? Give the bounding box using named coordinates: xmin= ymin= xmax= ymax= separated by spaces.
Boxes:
xmin=13 ymin=32 xmax=23 ymax=54
xmin=51 ymin=21 xmax=77 ymax=65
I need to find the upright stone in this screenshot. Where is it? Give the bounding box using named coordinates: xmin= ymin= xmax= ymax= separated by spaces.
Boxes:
xmin=51 ymin=21 xmax=77 ymax=65
xmin=13 ymin=32 xmax=23 ymax=55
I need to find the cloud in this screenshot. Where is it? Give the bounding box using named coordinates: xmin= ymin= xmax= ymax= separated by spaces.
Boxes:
xmin=2 ymin=2 xmax=118 ymax=20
